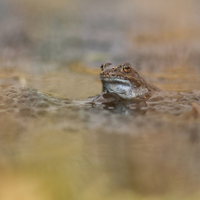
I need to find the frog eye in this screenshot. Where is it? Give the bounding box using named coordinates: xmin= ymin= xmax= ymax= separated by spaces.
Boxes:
xmin=123 ymin=64 xmax=131 ymax=73
xmin=100 ymin=64 xmax=105 ymax=71
xmin=100 ymin=62 xmax=112 ymax=71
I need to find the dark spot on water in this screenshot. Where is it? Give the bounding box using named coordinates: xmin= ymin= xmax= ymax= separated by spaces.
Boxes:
xmin=19 ymin=107 xmax=33 ymax=116
xmin=36 ymin=109 xmax=47 ymax=116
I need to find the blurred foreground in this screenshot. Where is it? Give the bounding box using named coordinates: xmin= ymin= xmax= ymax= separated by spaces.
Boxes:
xmin=1 ymin=0 xmax=200 ymax=199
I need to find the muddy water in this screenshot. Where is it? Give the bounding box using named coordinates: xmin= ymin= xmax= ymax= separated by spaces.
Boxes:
xmin=1 ymin=0 xmax=200 ymax=199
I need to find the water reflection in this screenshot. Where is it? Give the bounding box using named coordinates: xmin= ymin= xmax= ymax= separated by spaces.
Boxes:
xmin=88 ymin=93 xmax=147 ymax=115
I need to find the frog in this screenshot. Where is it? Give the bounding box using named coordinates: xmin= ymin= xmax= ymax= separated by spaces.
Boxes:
xmin=99 ymin=62 xmax=160 ymax=101
xmin=0 ymin=62 xmax=198 ymax=116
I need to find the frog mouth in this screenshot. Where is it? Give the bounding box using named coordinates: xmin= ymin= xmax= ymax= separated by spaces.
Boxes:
xmin=100 ymin=76 xmax=132 ymax=86
xmin=100 ymin=75 xmax=138 ymax=99
xmin=100 ymin=75 xmax=150 ymax=100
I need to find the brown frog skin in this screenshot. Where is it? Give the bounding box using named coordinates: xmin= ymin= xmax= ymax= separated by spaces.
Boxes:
xmin=100 ymin=62 xmax=160 ymax=101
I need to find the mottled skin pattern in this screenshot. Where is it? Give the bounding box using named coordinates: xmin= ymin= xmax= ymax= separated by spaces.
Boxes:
xmin=100 ymin=62 xmax=159 ymax=101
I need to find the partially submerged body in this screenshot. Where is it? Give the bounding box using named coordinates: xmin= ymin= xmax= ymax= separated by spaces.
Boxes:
xmin=89 ymin=62 xmax=200 ymax=116
xmin=0 ymin=63 xmax=199 ymax=116
xmin=91 ymin=62 xmax=159 ymax=104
